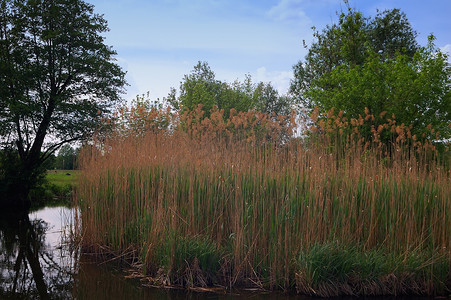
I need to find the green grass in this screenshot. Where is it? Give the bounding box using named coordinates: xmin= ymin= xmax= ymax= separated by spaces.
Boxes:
xmin=29 ymin=170 xmax=81 ymax=208
xmin=46 ymin=169 xmax=81 ymax=187
xmin=296 ymin=242 xmax=449 ymax=296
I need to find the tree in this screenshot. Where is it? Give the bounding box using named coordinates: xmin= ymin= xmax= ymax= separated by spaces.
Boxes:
xmin=290 ymin=7 xmax=419 ymax=107
xmin=0 ymin=0 xmax=126 ymax=210
xmin=253 ymin=82 xmax=293 ymax=116
xmin=170 ymin=61 xmax=254 ymax=118
xmin=170 ymin=61 xmax=293 ymax=118
xmin=290 ymin=5 xmax=450 ymax=140
xmin=369 ymin=8 xmax=418 ymax=59
xmin=176 ymin=61 xmax=221 ymax=115
xmin=54 ymin=144 xmax=77 ymax=170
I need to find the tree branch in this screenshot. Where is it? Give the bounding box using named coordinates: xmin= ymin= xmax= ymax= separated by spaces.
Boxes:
xmin=40 ymin=135 xmax=83 ymax=164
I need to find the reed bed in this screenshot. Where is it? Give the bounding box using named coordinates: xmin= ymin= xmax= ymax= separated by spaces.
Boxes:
xmin=75 ymin=106 xmax=450 ymax=297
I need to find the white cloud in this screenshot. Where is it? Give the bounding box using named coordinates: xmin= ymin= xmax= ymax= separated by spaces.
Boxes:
xmin=94 ymin=0 xmax=310 ymax=102
xmin=122 ymin=58 xmax=194 ymax=102
xmin=439 ymin=44 xmax=451 ymax=62
xmin=254 ymin=66 xmax=293 ymax=95
xmin=268 ymin=0 xmax=311 ymax=25
xmin=440 ymin=44 xmax=451 ymax=54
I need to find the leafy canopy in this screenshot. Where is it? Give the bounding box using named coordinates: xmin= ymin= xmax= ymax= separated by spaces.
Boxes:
xmin=0 ymin=0 xmax=126 ymax=206
xmin=168 ymin=61 xmax=293 ymax=118
xmin=290 ymin=5 xmax=450 ymax=140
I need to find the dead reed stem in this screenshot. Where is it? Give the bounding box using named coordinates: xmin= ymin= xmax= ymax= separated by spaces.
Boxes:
xmin=75 ymin=106 xmax=450 ymax=296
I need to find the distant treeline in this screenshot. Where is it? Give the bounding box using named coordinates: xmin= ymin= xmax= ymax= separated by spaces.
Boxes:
xmin=45 ymin=145 xmax=79 ymax=170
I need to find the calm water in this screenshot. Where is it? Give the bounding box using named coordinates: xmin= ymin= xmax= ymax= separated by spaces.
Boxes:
xmin=0 ymin=206 xmax=440 ymax=299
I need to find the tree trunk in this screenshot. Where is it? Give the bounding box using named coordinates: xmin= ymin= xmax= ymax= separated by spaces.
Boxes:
xmin=0 ymin=156 xmax=36 ymax=213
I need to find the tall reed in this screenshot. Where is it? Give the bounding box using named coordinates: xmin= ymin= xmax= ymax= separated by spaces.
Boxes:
xmin=75 ymin=106 xmax=450 ymax=296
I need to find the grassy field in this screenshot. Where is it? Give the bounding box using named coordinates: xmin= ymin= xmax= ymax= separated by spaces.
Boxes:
xmin=46 ymin=169 xmax=81 ymax=187
xmin=28 ymin=170 xmax=82 ymax=206
xmin=75 ymin=108 xmax=450 ymax=297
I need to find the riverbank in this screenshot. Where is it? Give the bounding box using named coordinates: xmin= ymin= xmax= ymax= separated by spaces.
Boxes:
xmin=75 ymin=109 xmax=450 ymax=297
xmin=28 ymin=170 xmax=80 ymax=208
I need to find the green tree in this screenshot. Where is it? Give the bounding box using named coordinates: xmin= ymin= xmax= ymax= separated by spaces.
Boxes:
xmin=54 ymin=144 xmax=77 ymax=170
xmin=290 ymin=5 xmax=450 ymax=140
xmin=290 ymin=7 xmax=419 ymax=106
xmin=369 ymin=8 xmax=418 ymax=59
xmin=170 ymin=61 xmax=254 ymax=118
xmin=177 ymin=61 xmax=220 ymax=115
xmin=0 ymin=0 xmax=126 ymax=210
xmin=253 ymin=82 xmax=293 ymax=116
xmin=170 ymin=61 xmax=292 ymax=118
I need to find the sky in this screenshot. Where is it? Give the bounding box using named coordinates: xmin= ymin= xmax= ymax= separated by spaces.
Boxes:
xmin=88 ymin=0 xmax=451 ymax=103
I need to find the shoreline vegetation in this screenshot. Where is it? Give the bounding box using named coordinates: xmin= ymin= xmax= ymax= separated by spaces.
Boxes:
xmin=75 ymin=106 xmax=450 ymax=297
xmin=29 ymin=170 xmax=81 ymax=209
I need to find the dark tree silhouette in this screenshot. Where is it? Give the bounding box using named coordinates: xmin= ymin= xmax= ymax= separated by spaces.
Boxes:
xmin=0 ymin=0 xmax=126 ymax=210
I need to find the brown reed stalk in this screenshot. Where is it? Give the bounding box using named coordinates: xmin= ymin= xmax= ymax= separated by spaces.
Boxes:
xmin=75 ymin=105 xmax=450 ymax=296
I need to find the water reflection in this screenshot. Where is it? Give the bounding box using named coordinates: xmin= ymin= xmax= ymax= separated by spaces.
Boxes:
xmin=0 ymin=207 xmax=76 ymax=299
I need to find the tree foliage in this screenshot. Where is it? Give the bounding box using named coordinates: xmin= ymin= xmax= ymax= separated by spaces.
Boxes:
xmin=169 ymin=61 xmax=293 ymax=119
xmin=290 ymin=5 xmax=450 ymax=140
xmin=0 ymin=0 xmax=126 ymax=209
xmin=54 ymin=144 xmax=77 ymax=170
xmin=369 ymin=8 xmax=418 ymax=59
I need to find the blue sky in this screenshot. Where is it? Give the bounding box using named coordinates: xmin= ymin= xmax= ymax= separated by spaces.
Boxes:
xmin=88 ymin=0 xmax=451 ymax=102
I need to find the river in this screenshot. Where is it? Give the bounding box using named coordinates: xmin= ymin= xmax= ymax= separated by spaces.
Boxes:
xmin=0 ymin=206 xmax=438 ymax=299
